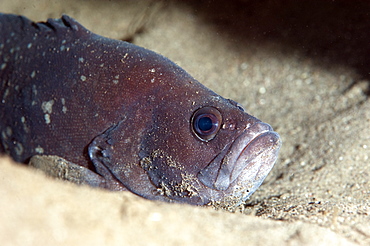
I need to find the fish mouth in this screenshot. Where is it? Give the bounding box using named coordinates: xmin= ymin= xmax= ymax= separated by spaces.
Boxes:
xmin=198 ymin=122 xmax=281 ymax=194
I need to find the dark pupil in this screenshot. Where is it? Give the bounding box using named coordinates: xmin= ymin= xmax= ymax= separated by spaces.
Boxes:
xmin=198 ymin=116 xmax=213 ymax=132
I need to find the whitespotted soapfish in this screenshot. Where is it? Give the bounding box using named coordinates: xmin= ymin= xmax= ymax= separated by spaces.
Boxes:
xmin=0 ymin=13 xmax=281 ymax=207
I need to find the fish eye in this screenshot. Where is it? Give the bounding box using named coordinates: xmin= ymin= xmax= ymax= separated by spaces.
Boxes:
xmin=191 ymin=107 xmax=222 ymax=141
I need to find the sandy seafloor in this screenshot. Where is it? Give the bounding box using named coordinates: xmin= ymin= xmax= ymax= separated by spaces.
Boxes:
xmin=0 ymin=0 xmax=369 ymax=245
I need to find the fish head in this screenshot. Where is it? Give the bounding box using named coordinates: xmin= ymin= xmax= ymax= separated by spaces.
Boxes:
xmin=136 ymin=92 xmax=281 ymax=206
xmin=88 ymin=50 xmax=281 ymax=207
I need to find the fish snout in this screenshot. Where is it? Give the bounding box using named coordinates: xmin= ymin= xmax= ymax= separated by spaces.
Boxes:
xmin=198 ymin=122 xmax=281 ymax=200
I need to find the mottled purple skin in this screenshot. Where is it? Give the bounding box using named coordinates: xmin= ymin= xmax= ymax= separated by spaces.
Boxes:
xmin=0 ymin=14 xmax=281 ymax=206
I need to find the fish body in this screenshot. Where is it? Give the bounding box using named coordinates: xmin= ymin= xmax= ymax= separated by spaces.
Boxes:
xmin=0 ymin=14 xmax=281 ymax=206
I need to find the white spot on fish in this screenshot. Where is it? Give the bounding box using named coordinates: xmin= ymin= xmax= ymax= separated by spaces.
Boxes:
xmin=60 ymin=45 xmax=65 ymax=51
xmin=20 ymin=116 xmax=30 ymax=133
xmin=1 ymin=127 xmax=12 ymax=141
xmin=31 ymin=85 xmax=38 ymax=106
xmin=41 ymin=100 xmax=54 ymax=114
xmin=15 ymin=142 xmax=24 ymax=156
xmin=35 ymin=146 xmax=44 ymax=154
xmin=30 ymin=70 xmax=36 ymax=78
xmin=61 ymin=98 xmax=67 ymax=114
xmin=113 ymin=75 xmax=119 ymax=84
xmin=27 ymin=43 xmax=32 ymax=49
xmin=1 ymin=63 xmax=6 ymax=70
xmin=80 ymin=75 xmax=86 ymax=81
xmin=32 ymin=85 xmax=38 ymax=95
xmin=41 ymin=100 xmax=54 ymax=124
xmin=149 ymin=68 xmax=156 ymax=73
xmin=78 ymin=57 xmax=84 ymax=63
xmin=6 ymin=126 xmax=12 ymax=137
xmin=2 ymin=88 xmax=9 ymax=103
xmin=1 ymin=131 xmax=6 ymax=140
xmin=44 ymin=114 xmax=51 ymax=124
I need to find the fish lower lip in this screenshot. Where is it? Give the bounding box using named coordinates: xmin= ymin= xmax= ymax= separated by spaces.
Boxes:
xmin=198 ymin=122 xmax=281 ymax=191
xmin=229 ymin=131 xmax=281 ymax=185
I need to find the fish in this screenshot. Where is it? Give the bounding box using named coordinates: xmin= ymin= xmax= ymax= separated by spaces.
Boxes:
xmin=0 ymin=13 xmax=281 ymax=207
